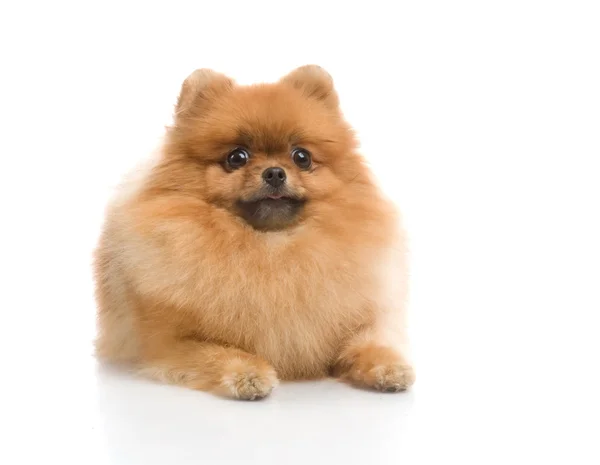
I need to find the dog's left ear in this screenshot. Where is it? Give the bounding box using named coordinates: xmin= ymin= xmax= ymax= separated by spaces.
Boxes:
xmin=281 ymin=65 xmax=339 ymax=110
xmin=176 ymin=68 xmax=234 ymax=118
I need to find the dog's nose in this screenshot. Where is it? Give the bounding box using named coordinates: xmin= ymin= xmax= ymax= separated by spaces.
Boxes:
xmin=262 ymin=167 xmax=286 ymax=188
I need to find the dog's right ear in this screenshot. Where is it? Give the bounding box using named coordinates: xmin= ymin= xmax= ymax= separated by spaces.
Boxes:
xmin=175 ymin=69 xmax=234 ymax=118
xmin=281 ymin=65 xmax=339 ymax=110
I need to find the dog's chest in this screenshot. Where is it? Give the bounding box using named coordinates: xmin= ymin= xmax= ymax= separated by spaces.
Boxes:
xmin=194 ymin=241 xmax=377 ymax=377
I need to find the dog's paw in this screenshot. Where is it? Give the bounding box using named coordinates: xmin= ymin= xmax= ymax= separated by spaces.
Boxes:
xmin=336 ymin=345 xmax=415 ymax=392
xmin=367 ymin=362 xmax=416 ymax=392
xmin=220 ymin=357 xmax=279 ymax=400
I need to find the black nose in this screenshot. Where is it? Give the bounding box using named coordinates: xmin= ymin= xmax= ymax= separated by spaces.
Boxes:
xmin=262 ymin=167 xmax=286 ymax=188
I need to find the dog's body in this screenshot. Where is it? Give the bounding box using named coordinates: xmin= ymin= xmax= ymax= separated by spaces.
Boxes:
xmin=95 ymin=66 xmax=414 ymax=399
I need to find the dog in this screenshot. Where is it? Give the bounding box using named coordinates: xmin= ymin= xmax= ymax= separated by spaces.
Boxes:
xmin=94 ymin=65 xmax=414 ymax=399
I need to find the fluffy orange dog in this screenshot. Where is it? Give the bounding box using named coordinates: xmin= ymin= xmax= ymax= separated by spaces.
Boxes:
xmin=94 ymin=66 xmax=414 ymax=399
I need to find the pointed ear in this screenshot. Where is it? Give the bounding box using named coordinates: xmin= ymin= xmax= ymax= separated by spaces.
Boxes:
xmin=281 ymin=65 xmax=339 ymax=109
xmin=176 ymin=68 xmax=234 ymax=117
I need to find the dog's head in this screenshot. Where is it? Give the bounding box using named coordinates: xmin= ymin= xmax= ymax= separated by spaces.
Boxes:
xmin=161 ymin=65 xmax=363 ymax=231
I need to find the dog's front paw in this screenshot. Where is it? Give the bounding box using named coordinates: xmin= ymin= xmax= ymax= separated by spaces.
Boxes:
xmin=335 ymin=345 xmax=415 ymax=392
xmin=220 ymin=357 xmax=279 ymax=400
xmin=367 ymin=362 xmax=415 ymax=392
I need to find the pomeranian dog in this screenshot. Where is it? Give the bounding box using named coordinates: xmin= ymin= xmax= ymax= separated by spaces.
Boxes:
xmin=94 ymin=65 xmax=414 ymax=399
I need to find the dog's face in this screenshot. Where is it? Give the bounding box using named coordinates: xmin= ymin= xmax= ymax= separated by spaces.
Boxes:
xmin=162 ymin=66 xmax=362 ymax=231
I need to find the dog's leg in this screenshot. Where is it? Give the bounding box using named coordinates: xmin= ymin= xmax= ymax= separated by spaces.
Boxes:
xmin=333 ymin=329 xmax=415 ymax=392
xmin=137 ymin=339 xmax=278 ymax=400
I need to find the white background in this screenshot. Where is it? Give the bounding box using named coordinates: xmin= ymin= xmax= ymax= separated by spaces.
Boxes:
xmin=1 ymin=1 xmax=599 ymax=464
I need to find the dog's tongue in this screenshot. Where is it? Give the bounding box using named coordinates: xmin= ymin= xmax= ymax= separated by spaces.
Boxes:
xmin=267 ymin=195 xmax=283 ymax=200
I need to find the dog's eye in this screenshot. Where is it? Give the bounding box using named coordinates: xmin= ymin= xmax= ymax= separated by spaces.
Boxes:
xmin=227 ymin=148 xmax=249 ymax=169
xmin=291 ymin=148 xmax=312 ymax=170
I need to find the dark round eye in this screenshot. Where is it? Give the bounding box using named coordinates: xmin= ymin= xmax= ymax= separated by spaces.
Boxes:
xmin=291 ymin=148 xmax=312 ymax=169
xmin=226 ymin=148 xmax=249 ymax=169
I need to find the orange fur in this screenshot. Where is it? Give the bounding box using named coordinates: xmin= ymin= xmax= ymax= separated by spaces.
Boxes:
xmin=94 ymin=65 xmax=414 ymax=399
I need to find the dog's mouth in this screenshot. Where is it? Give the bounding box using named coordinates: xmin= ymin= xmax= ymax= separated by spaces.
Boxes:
xmin=236 ymin=194 xmax=306 ymax=231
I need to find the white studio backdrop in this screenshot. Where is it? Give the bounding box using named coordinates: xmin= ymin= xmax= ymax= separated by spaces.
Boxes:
xmin=0 ymin=1 xmax=598 ymax=464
